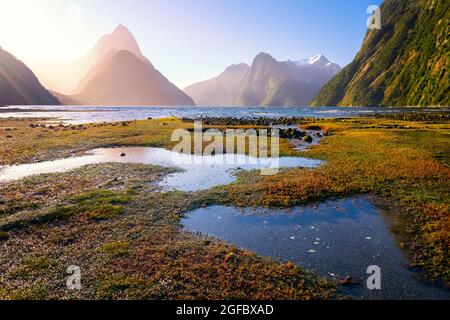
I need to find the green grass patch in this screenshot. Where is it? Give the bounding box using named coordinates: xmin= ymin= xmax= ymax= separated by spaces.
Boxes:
xmin=11 ymin=256 xmax=56 ymax=280
xmin=0 ymin=231 xmax=8 ymax=241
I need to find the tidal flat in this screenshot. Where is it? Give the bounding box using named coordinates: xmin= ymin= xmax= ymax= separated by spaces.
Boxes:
xmin=0 ymin=114 xmax=448 ymax=299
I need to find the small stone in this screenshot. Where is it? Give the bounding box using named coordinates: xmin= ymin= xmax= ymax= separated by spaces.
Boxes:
xmin=120 ymin=153 xmax=126 ymax=157
xmin=302 ymin=135 xmax=313 ymax=143
xmin=340 ymin=276 xmax=356 ymax=286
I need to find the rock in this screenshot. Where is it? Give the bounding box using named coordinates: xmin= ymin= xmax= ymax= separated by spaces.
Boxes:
xmin=302 ymin=135 xmax=313 ymax=143
xmin=340 ymin=276 xmax=357 ymax=286
xmin=120 ymin=153 xmax=126 ymax=157
xmin=305 ymin=125 xmax=322 ymax=131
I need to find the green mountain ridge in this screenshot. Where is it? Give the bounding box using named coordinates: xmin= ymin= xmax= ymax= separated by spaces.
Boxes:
xmin=311 ymin=0 xmax=449 ymax=107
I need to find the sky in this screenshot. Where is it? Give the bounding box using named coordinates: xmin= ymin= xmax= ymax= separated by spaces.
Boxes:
xmin=0 ymin=0 xmax=383 ymax=88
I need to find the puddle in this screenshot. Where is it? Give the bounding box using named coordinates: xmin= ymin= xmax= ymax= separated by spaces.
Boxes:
xmin=0 ymin=147 xmax=322 ymax=192
xmin=182 ymin=197 xmax=450 ymax=300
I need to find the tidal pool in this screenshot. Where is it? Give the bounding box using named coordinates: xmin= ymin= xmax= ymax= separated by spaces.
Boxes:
xmin=0 ymin=147 xmax=322 ymax=191
xmin=182 ymin=197 xmax=450 ymax=300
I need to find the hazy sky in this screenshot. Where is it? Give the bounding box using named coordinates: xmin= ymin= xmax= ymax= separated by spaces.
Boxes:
xmin=0 ymin=0 xmax=383 ymax=87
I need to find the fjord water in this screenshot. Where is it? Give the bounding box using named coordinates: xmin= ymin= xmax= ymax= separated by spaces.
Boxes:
xmin=182 ymin=198 xmax=450 ymax=300
xmin=0 ymin=147 xmax=321 ymax=191
xmin=2 ymin=106 xmax=449 ymax=124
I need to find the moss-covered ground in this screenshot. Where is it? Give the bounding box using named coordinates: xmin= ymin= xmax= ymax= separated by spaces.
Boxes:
xmin=0 ymin=115 xmax=448 ymax=299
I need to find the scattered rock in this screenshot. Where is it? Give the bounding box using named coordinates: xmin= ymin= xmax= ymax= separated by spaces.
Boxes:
xmin=302 ymin=135 xmax=313 ymax=143
xmin=339 ymin=276 xmax=358 ymax=286
xmin=181 ymin=116 xmax=306 ymax=127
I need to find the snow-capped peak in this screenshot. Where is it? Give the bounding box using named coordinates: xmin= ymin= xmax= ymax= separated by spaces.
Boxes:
xmin=309 ymin=54 xmax=327 ymax=64
xmin=296 ymin=54 xmax=329 ymax=67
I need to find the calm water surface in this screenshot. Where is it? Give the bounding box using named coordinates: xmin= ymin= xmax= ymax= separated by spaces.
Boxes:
xmin=0 ymin=147 xmax=321 ymax=191
xmin=182 ymin=198 xmax=450 ymax=300
xmin=2 ymin=106 xmax=449 ymax=124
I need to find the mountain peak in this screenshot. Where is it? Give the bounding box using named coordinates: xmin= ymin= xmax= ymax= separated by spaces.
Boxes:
xmin=113 ymin=24 xmax=131 ymax=35
xmin=224 ymin=63 xmax=250 ymax=73
xmin=253 ymin=52 xmax=277 ymax=65
xmin=296 ymin=54 xmax=329 ymax=66
xmin=88 ymin=24 xmax=145 ymax=66
xmin=309 ymin=54 xmax=328 ymax=64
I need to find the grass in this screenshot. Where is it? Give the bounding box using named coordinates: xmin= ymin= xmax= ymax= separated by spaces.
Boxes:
xmin=10 ymin=256 xmax=57 ymax=280
xmin=0 ymin=231 xmax=8 ymax=241
xmin=0 ymin=115 xmax=448 ymax=299
xmin=100 ymin=240 xmax=130 ymax=257
xmin=0 ymin=117 xmax=298 ymax=166
xmin=0 ymin=161 xmax=337 ymax=300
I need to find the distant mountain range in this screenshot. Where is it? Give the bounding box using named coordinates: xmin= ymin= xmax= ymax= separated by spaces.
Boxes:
xmin=185 ymin=53 xmax=341 ymax=106
xmin=0 ymin=47 xmax=59 ymax=106
xmin=311 ymin=0 xmax=449 ymax=107
xmin=3 ymin=0 xmax=447 ymax=109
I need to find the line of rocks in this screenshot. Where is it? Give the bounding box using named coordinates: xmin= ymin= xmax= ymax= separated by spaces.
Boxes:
xmin=365 ymin=112 xmax=450 ymax=122
xmin=181 ymin=116 xmax=308 ymax=127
